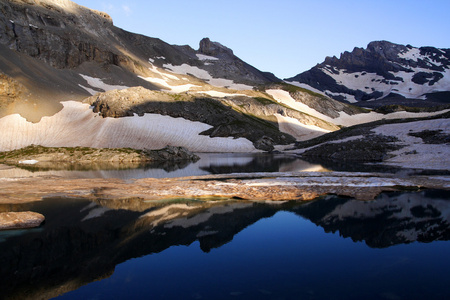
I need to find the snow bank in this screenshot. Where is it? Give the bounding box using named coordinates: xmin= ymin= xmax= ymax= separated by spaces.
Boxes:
xmin=79 ymin=74 xmax=130 ymax=95
xmin=275 ymin=113 xmax=330 ymax=141
xmin=283 ymin=81 xmax=328 ymax=97
xmin=198 ymin=91 xmax=246 ymax=97
xmin=267 ymin=89 xmax=450 ymax=127
xmin=139 ymin=63 xmax=200 ymax=93
xmin=0 ymin=101 xmax=256 ymax=153
xmin=196 ymin=54 xmax=219 ymax=61
xmin=372 ymin=119 xmax=450 ymax=170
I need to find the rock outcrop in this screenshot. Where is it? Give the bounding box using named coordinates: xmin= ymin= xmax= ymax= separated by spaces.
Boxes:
xmin=0 ymin=144 xmax=200 ymax=164
xmin=0 ymin=211 xmax=44 ymax=230
xmin=191 ymin=37 xmax=280 ymax=86
xmin=84 ymin=87 xmax=300 ymax=150
xmin=0 ymin=72 xmax=26 ymax=108
xmin=0 ymin=171 xmax=448 ymax=204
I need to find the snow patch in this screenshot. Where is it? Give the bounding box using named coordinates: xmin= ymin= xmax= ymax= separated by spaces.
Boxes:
xmin=18 ymin=160 xmax=39 ymax=165
xmin=163 ymin=63 xmax=253 ymax=90
xmin=79 ymin=74 xmax=129 ymax=93
xmin=199 ymin=91 xmax=246 ymax=98
xmin=320 ymin=65 xmax=450 ymax=100
xmin=266 ymin=90 xmax=330 ymax=120
xmin=196 ymin=54 xmax=219 ymax=61
xmin=0 ymin=101 xmax=256 ymax=153
xmin=267 ymin=89 xmax=449 ymax=127
xmin=275 ymin=113 xmax=330 ymax=141
xmin=325 ymin=90 xmax=358 ymax=103
xmin=78 ymin=84 xmax=100 ymax=96
xmin=139 ymin=63 xmax=199 ymax=93
xmin=398 ymin=47 xmax=422 ymax=62
xmin=284 ymin=81 xmax=328 ymax=97
xmin=371 ymin=119 xmax=450 ymax=170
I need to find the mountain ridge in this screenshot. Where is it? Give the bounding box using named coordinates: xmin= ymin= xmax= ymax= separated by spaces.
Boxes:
xmin=0 ymin=0 xmax=448 ymax=155
xmin=286 ymin=40 xmax=450 ymax=107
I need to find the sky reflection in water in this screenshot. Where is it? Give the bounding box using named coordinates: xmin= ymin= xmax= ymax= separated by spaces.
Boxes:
xmin=60 ymin=212 xmax=449 ymax=300
xmin=53 ymin=192 xmax=450 ymax=300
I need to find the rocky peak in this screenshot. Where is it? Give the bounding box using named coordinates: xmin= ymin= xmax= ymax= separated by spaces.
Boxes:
xmin=199 ymin=37 xmax=234 ymax=57
xmin=366 ymin=40 xmax=408 ymax=60
xmin=286 ymin=40 xmax=450 ymax=107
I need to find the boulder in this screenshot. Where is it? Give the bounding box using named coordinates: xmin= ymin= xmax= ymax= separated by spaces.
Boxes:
xmin=0 ymin=211 xmax=45 ymax=230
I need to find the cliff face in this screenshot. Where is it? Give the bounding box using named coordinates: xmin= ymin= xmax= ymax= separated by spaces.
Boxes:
xmin=287 ymin=41 xmax=450 ymax=107
xmin=0 ymin=0 xmax=278 ymax=82
xmin=0 ymin=0 xmax=281 ymax=122
xmin=1 ymin=0 xmax=118 ymax=69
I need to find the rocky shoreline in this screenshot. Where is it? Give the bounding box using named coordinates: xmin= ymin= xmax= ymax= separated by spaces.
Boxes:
xmin=1 ymin=169 xmax=448 ymax=229
xmin=0 ymin=171 xmax=448 ymax=204
xmin=0 ymin=145 xmax=200 ymax=165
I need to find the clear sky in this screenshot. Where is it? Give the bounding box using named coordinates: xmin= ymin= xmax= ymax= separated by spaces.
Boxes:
xmin=73 ymin=0 xmax=450 ymax=79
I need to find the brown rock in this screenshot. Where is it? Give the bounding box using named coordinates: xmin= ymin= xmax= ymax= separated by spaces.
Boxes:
xmin=0 ymin=211 xmax=45 ymax=230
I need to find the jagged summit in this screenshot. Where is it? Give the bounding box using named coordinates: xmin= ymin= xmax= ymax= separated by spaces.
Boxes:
xmin=287 ymin=40 xmax=450 ymax=107
xmin=199 ymin=37 xmax=234 ymax=56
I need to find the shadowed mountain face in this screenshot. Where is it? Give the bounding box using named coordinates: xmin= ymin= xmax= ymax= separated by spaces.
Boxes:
xmin=0 ymin=0 xmax=280 ymax=121
xmin=0 ymin=189 xmax=448 ymax=299
xmin=287 ymin=41 xmax=450 ymax=107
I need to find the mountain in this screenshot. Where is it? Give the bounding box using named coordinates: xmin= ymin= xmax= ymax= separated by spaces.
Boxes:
xmin=0 ymin=0 xmax=279 ymax=120
xmin=0 ymin=0 xmax=448 ymax=154
xmin=293 ymin=190 xmax=450 ymax=248
xmin=286 ymin=41 xmax=450 ymax=108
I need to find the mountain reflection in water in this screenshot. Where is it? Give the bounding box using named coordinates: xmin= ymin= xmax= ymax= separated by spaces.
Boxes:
xmin=0 ymin=189 xmax=449 ymax=299
xmin=2 ymin=153 xmax=327 ymax=180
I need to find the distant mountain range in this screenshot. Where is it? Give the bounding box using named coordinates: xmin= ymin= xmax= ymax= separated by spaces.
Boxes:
xmin=286 ymin=41 xmax=450 ymax=107
xmin=0 ymin=0 xmax=448 ymax=154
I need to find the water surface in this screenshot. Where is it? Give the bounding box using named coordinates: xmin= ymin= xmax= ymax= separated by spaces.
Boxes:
xmin=1 ymin=153 xmax=327 ymax=179
xmin=1 ymin=190 xmax=449 ymax=300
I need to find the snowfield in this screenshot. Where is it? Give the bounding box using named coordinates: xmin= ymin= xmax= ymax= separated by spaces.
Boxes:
xmin=267 ymin=89 xmax=450 ymax=127
xmin=139 ymin=63 xmax=200 ymax=93
xmin=0 ymin=101 xmax=257 ymax=152
xmin=372 ymin=119 xmax=450 ymax=170
xmin=320 ymin=67 xmax=450 ymax=101
xmin=290 ymin=118 xmax=450 ymax=171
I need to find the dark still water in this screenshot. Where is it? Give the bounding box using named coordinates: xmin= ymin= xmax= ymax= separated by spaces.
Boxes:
xmin=1 ymin=190 xmax=449 ymax=300
xmin=5 ymin=153 xmax=329 ymax=179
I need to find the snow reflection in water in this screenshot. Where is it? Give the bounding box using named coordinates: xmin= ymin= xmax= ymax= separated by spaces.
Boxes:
xmin=0 ymin=153 xmax=328 ymax=179
xmin=0 ymin=189 xmax=449 ymax=299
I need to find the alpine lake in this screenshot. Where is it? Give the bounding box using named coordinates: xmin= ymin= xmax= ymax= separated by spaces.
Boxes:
xmin=1 ymin=153 xmax=449 ymax=300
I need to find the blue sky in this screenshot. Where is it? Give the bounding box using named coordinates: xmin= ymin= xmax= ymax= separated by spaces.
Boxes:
xmin=73 ymin=0 xmax=450 ymax=79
